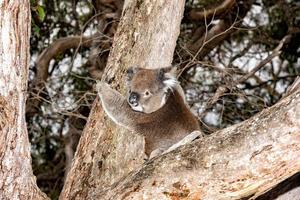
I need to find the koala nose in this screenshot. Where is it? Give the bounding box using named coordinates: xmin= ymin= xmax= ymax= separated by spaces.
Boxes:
xmin=129 ymin=92 xmax=139 ymax=106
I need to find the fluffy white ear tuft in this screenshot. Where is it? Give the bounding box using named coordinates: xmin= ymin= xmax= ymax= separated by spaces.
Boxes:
xmin=163 ymin=74 xmax=179 ymax=92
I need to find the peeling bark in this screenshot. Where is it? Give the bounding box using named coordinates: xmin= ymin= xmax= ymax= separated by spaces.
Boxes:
xmin=0 ymin=1 xmax=48 ymax=199
xmin=60 ymin=0 xmax=185 ymax=199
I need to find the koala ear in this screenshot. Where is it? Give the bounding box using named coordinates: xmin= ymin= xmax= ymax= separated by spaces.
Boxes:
xmin=158 ymin=66 xmax=177 ymax=79
xmin=126 ymin=66 xmax=139 ymax=81
xmin=158 ymin=68 xmax=165 ymax=81
xmin=158 ymin=66 xmax=178 ymax=91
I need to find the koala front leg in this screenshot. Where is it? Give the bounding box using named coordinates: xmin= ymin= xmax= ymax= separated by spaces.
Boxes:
xmin=96 ymin=81 xmax=138 ymax=130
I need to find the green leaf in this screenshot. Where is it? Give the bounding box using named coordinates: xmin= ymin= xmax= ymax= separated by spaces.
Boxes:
xmin=32 ymin=19 xmax=41 ymax=37
xmin=37 ymin=5 xmax=45 ymax=22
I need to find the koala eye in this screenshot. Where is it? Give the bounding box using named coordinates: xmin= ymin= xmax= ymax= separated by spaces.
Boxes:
xmin=144 ymin=90 xmax=151 ymax=97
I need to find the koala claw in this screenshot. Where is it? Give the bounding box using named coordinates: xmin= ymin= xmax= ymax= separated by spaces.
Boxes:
xmin=149 ymin=148 xmax=166 ymax=159
xmin=96 ymin=81 xmax=110 ymax=93
xmin=163 ymin=131 xmax=203 ymax=154
xmin=147 ymin=131 xmax=203 ymax=159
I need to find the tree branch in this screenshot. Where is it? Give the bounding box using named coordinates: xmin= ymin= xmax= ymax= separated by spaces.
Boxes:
xmin=189 ymin=0 xmax=236 ymax=21
xmin=94 ymin=89 xmax=300 ymax=199
xmin=200 ymin=34 xmax=292 ymax=117
xmin=27 ymin=36 xmax=94 ymax=116
xmin=178 ymin=0 xmax=254 ymax=75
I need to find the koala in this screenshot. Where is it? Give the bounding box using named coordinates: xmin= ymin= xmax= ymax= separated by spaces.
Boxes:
xmin=96 ymin=66 xmax=202 ymax=158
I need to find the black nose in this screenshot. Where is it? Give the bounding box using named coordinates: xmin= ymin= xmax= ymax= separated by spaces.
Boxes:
xmin=129 ymin=92 xmax=139 ymax=105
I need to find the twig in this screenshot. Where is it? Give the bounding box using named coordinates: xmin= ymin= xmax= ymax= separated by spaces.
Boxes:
xmin=177 ymin=11 xmax=240 ymax=78
xmin=237 ymin=35 xmax=291 ymax=84
xmin=199 ymin=34 xmax=291 ymax=117
xmin=189 ymin=0 xmax=236 ymax=21
xmin=282 ymin=76 xmax=300 ymax=98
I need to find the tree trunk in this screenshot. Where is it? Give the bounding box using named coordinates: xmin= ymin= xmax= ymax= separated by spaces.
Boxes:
xmin=60 ymin=0 xmax=185 ymax=199
xmin=0 ymin=1 xmax=48 ymax=199
xmin=92 ymin=90 xmax=300 ymax=200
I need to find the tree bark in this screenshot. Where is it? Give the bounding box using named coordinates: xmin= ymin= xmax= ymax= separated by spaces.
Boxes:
xmin=60 ymin=0 xmax=185 ymax=199
xmin=92 ymin=90 xmax=300 ymax=200
xmin=0 ymin=1 xmax=48 ymax=199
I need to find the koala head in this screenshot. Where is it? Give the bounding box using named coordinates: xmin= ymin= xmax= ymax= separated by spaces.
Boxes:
xmin=126 ymin=66 xmax=178 ymax=114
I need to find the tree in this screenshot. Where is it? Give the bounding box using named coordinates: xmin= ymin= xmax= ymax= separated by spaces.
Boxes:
xmin=1 ymin=0 xmax=299 ymax=199
xmin=0 ymin=1 xmax=48 ymax=199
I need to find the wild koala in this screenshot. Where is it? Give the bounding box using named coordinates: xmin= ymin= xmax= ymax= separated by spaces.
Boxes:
xmin=96 ymin=66 xmax=202 ymax=158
